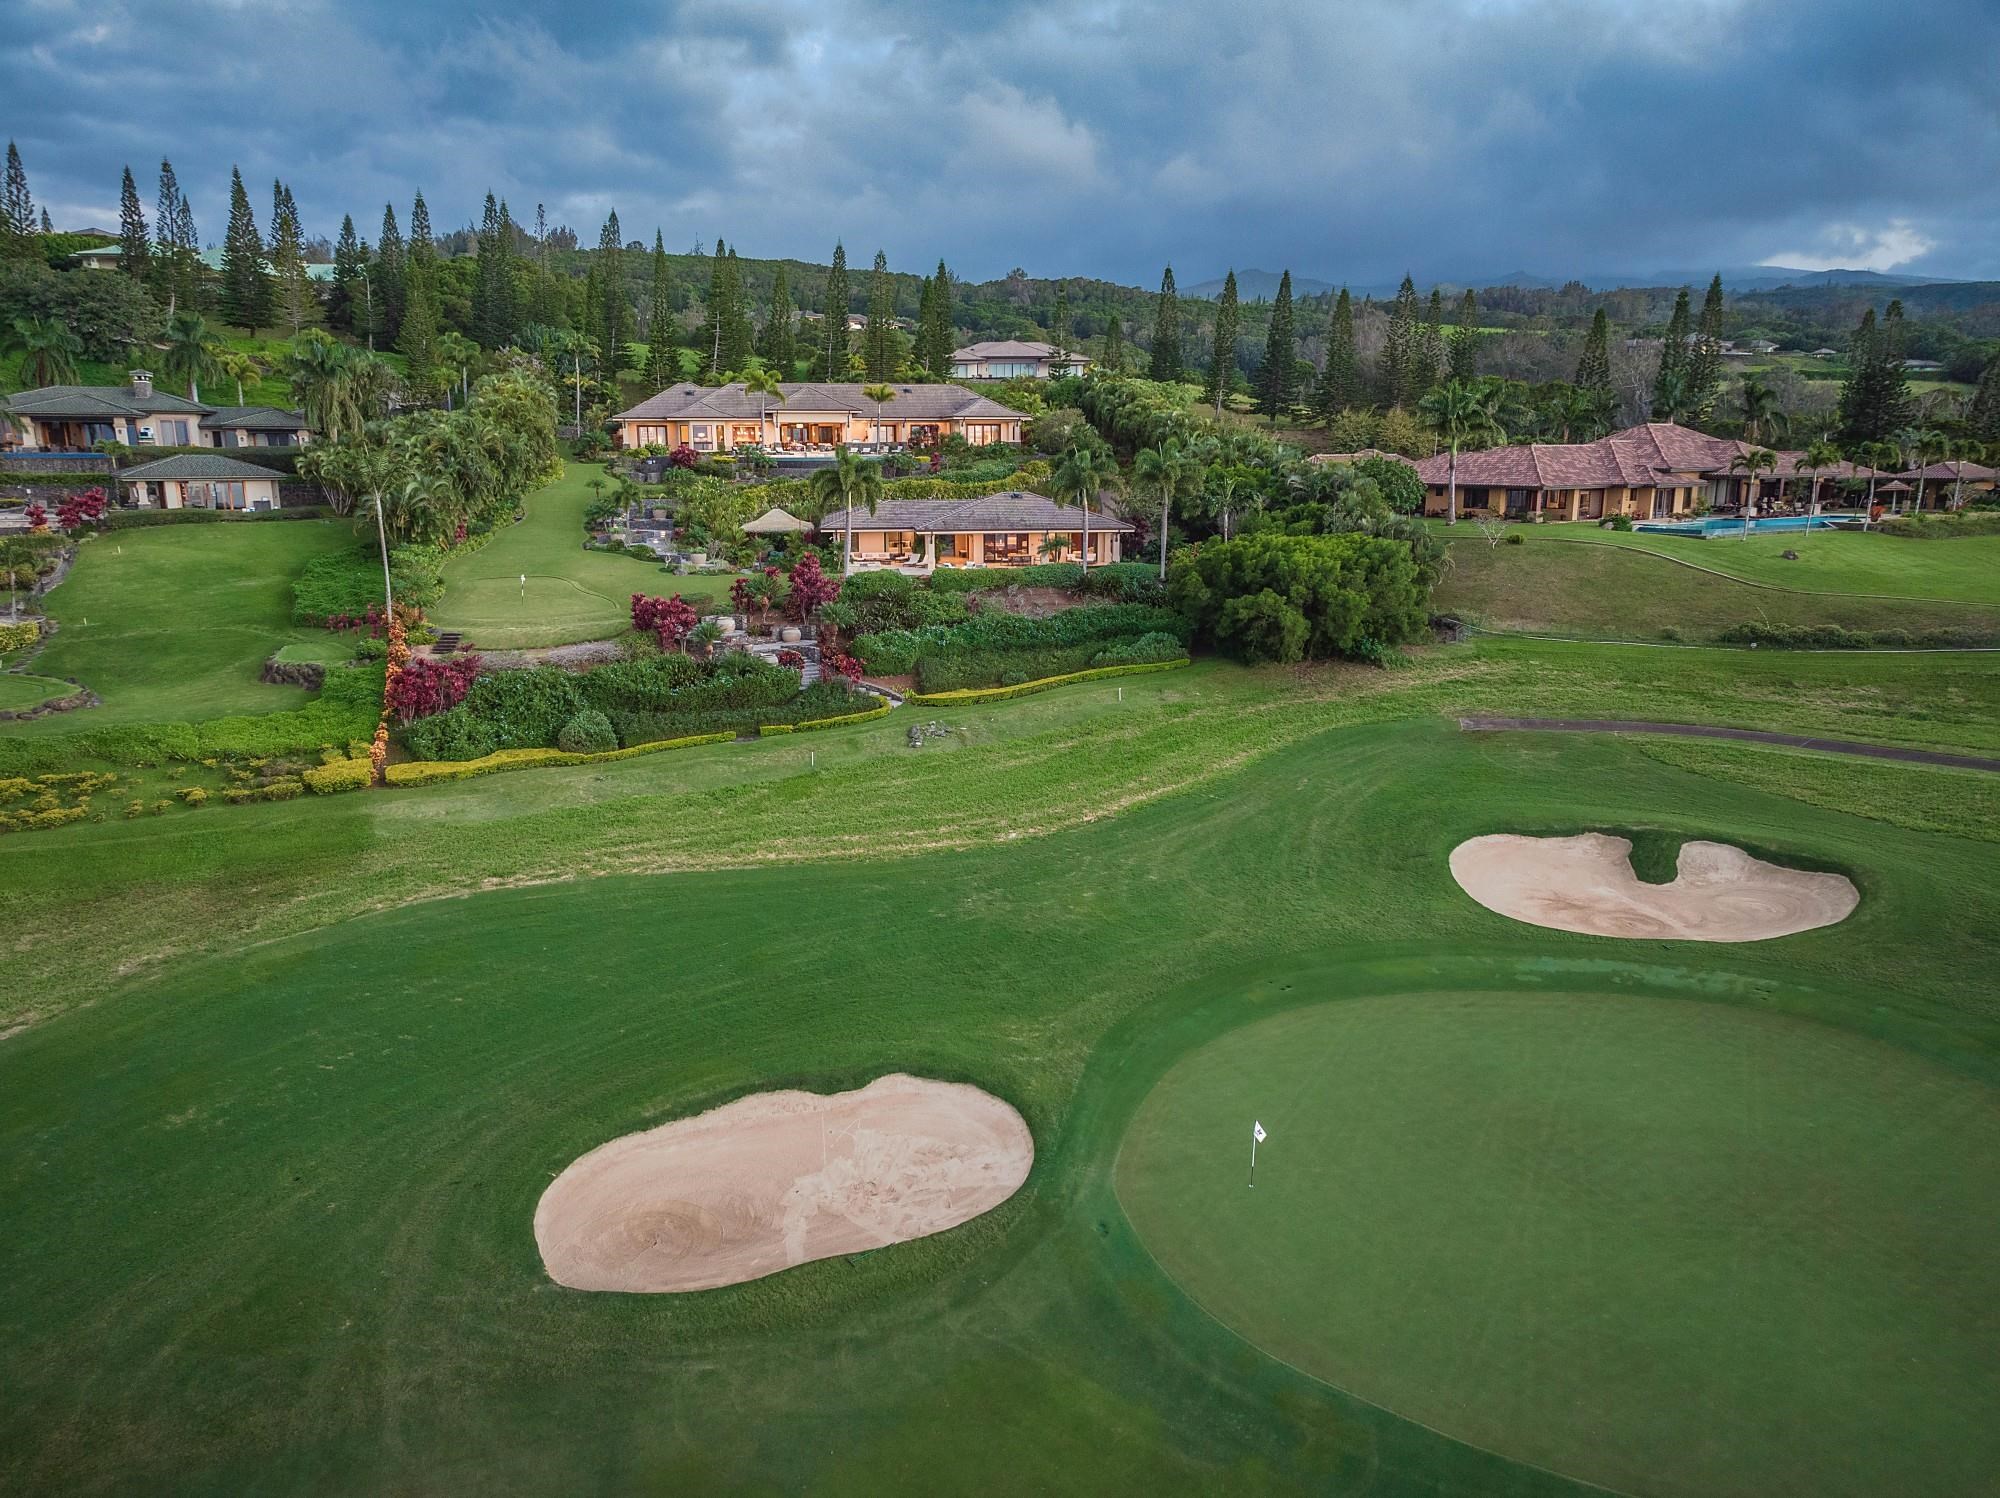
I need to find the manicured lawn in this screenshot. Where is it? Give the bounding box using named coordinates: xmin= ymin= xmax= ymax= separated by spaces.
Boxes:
xmin=1119 ymin=991 xmax=2000 ymax=1498
xmin=0 ymin=673 xmax=74 ymax=710
xmin=3 ymin=706 xmax=1997 ymax=1495
xmin=2 ymin=521 xmax=356 ymax=732
xmin=432 ymin=462 xmax=727 ymax=648
xmin=1535 ymin=523 xmax=2000 ymax=604
xmin=1435 ymin=531 xmax=2000 ymax=641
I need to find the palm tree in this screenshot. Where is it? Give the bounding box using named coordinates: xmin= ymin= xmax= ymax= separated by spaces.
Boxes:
xmin=285 ymin=332 xmax=358 ymax=443
xmin=737 ymin=367 xmax=785 ymax=445
xmin=808 ymin=446 xmax=886 ymax=576
xmin=1132 ymin=437 xmax=1202 ymax=580
xmin=437 ymin=331 xmax=481 ymax=408
xmin=1896 ymin=426 xmax=1944 ymax=513
xmin=861 ymin=382 xmax=897 ymax=445
xmin=217 ymin=347 xmax=268 ymax=407
xmin=0 ymin=536 xmax=44 ymax=620
xmin=4 ymin=316 xmax=83 ymax=387
xmin=1051 ymin=441 xmax=1120 ymax=566
xmin=1728 ymin=448 xmax=1777 ymax=538
xmin=1737 ymin=375 xmax=1780 ymax=444
xmin=1038 ymin=532 xmax=1073 ymax=561
xmin=1797 ymin=438 xmax=1842 ymax=530
xmin=1417 ymin=378 xmax=1507 ymax=526
xmin=159 ymin=311 xmax=223 ymax=402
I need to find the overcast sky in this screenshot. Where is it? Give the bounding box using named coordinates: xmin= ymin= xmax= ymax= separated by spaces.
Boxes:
xmin=6 ymin=0 xmax=1997 ymax=288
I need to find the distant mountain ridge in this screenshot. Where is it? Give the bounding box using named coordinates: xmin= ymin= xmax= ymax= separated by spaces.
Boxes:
xmin=1184 ymin=269 xmax=1336 ymax=301
xmin=1188 ymin=265 xmax=1962 ymax=299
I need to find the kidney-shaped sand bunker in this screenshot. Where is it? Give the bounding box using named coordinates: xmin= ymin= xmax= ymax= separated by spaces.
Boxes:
xmin=1450 ymin=832 xmax=1858 ymax=941
xmin=535 ymin=1073 xmax=1033 ymax=1292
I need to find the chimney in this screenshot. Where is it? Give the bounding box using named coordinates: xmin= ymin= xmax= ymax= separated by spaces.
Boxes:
xmin=129 ymin=370 xmax=154 ymax=399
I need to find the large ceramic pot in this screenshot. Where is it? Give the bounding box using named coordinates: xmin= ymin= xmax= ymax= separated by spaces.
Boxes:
xmin=779 ymin=625 xmax=802 ymax=644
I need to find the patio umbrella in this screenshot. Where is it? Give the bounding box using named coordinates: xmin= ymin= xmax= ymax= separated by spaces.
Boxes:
xmin=740 ymin=507 xmax=815 ymax=535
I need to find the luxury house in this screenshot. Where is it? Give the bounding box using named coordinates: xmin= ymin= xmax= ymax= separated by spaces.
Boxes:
xmin=117 ymin=453 xmax=292 ymax=511
xmin=1407 ymin=422 xmax=1895 ymax=521
xmin=1 ymin=372 xmax=313 ymax=452
xmin=814 ymin=492 xmax=1133 ymax=571
xmin=949 ymin=341 xmax=1089 ymax=380
xmin=612 ymin=382 xmax=1027 ymax=453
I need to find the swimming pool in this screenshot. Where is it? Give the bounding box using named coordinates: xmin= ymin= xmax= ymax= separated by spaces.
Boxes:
xmin=1634 ymin=515 xmax=1853 ymax=537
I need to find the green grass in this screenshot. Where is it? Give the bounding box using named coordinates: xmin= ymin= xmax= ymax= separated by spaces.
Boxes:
xmin=1435 ymin=532 xmax=2000 ymax=641
xmin=1117 ymin=992 xmax=2000 ymax=1498
xmin=432 ymin=462 xmax=726 ymax=648
xmin=0 ymin=673 xmax=74 ymax=710
xmin=3 ymin=705 xmax=1997 ymax=1495
xmin=0 ymin=521 xmax=356 ymax=731
xmin=1535 ymin=524 xmax=2000 ymax=605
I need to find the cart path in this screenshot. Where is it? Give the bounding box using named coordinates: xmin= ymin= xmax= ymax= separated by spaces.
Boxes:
xmin=1456 ymin=716 xmax=2000 ymax=774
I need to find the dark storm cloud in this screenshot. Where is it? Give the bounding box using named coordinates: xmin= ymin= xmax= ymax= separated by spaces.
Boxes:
xmin=4 ymin=0 xmax=1996 ymax=287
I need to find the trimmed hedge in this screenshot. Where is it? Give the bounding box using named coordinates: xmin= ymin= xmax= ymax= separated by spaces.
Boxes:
xmin=853 ymin=602 xmax=1188 ymax=679
xmin=928 ymin=562 xmax=1087 ymax=593
xmin=103 ymin=502 xmax=325 ymax=531
xmin=758 ymin=702 xmax=895 ymax=735
xmin=303 ymin=757 xmax=373 ymax=794
xmin=1715 ymin=621 xmax=2000 ymax=650
xmin=905 ymin=659 xmax=1191 ymax=705
xmin=384 ymin=732 xmax=735 ymax=786
xmin=0 ymin=619 xmax=42 ymax=654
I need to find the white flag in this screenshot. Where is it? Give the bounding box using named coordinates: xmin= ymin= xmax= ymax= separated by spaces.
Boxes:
xmin=1253 ymin=1121 xmax=1267 ymax=1143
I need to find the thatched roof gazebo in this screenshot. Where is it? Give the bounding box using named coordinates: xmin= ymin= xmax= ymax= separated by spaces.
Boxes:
xmin=741 ymin=506 xmax=814 ymax=536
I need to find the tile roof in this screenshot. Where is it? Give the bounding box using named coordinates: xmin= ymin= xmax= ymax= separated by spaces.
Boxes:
xmin=1415 ymin=439 xmax=1696 ymax=491
xmin=204 ymin=405 xmax=310 ymax=431
xmin=1898 ymin=461 xmax=1998 ymax=482
xmin=614 ymin=381 xmax=1028 ymax=424
xmin=5 ymin=384 xmax=211 ymax=418
xmin=952 ymin=340 xmax=1061 ymax=360
xmin=817 ymin=491 xmax=1135 ymax=533
xmin=118 ymin=454 xmax=292 ymax=482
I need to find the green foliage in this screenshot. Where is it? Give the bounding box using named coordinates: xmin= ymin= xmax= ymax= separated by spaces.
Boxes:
xmin=385 ymin=731 xmax=735 ymax=785
xmin=1354 ymin=456 xmax=1426 ymax=516
xmin=1168 ymin=533 xmax=1429 ymax=663
xmin=1090 ymin=631 xmax=1191 ymax=666
xmin=1714 ymin=621 xmax=1996 ymax=651
xmin=556 ymin=709 xmax=617 ymax=754
xmin=905 ymin=657 xmax=1189 ymax=704
xmin=303 ymin=756 xmax=373 ymax=794
xmin=291 ymin=547 xmax=443 ymax=624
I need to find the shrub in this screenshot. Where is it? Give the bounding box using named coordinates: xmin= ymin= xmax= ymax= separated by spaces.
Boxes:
xmin=384 ymin=654 xmax=482 ymax=723
xmin=1603 ymin=514 xmax=1635 ymax=531
xmin=0 ymin=620 xmax=41 ymax=654
xmin=1092 ymin=631 xmax=1187 ymax=666
xmin=1715 ymin=621 xmax=1997 ymax=651
xmin=905 ymin=658 xmax=1190 ymax=705
xmin=1504 ymin=532 xmax=1526 ymax=545
xmin=177 ymin=785 xmax=208 ymax=807
xmin=1076 ymin=563 xmax=1167 ymax=603
xmin=292 ymin=548 xmax=443 ymax=625
xmin=557 ymin=709 xmax=617 ymax=754
xmin=222 ymin=777 xmax=305 ymax=804
xmin=1168 ymin=533 xmax=1428 ymax=663
xmin=384 ymin=732 xmax=735 ymax=786
xmin=402 ymin=705 xmax=500 ymax=761
xmin=302 ymin=757 xmax=373 ymax=794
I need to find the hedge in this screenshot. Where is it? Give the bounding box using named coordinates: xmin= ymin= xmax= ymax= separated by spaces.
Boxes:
xmin=384 ymin=732 xmax=736 ymax=786
xmin=927 ymin=562 xmax=1086 ymax=593
xmin=103 ymin=503 xmax=326 ymax=531
xmin=757 ymin=702 xmax=895 ymax=735
xmin=303 ymin=757 xmax=373 ymax=794
xmin=0 ymin=619 xmax=42 ymax=654
xmin=905 ymin=659 xmax=1191 ymax=705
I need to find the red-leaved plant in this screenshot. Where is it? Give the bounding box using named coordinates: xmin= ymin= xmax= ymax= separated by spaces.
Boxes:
xmin=777 ymin=648 xmax=805 ymax=670
xmin=631 ymin=593 xmax=699 ymax=650
xmin=823 ymin=650 xmax=864 ymax=683
xmin=24 ymin=502 xmax=49 ymax=532
xmin=55 ymin=488 xmax=108 ymax=532
xmin=384 ymin=654 xmax=482 ymax=724
xmin=783 ymin=554 xmax=837 ymax=623
xmin=668 ymin=444 xmax=699 ymax=469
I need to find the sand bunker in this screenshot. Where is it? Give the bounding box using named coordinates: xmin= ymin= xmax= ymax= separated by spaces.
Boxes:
xmin=1449 ymin=833 xmax=1858 ymax=941
xmin=535 ymin=1073 xmax=1033 ymax=1292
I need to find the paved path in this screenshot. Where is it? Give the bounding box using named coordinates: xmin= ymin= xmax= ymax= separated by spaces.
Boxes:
xmin=1457 ymin=715 xmax=2000 ymax=774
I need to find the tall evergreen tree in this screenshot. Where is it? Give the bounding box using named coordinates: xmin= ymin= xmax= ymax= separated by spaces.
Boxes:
xmin=1315 ymin=288 xmax=1358 ymax=420
xmin=472 ymin=192 xmax=518 ymax=349
xmin=117 ymin=166 xmax=151 ymax=283
xmin=760 ymin=262 xmax=796 ymax=376
xmin=1684 ymin=274 xmax=1727 ymax=420
xmin=720 ymin=247 xmax=754 ymax=375
xmin=596 ymin=211 xmax=627 ymax=368
xmin=1256 ymin=270 xmax=1298 ymax=421
xmin=1448 ymin=289 xmax=1480 ymax=385
xmin=375 ymin=204 xmax=406 ymax=344
xmin=409 ymin=191 xmax=434 ymax=270
xmin=1416 ymin=289 xmax=1445 ymax=397
xmin=862 ymin=249 xmax=896 ymax=380
xmin=698 ymin=237 xmax=729 ymax=379
xmin=1148 ymin=266 xmax=1183 ymax=382
xmin=220 ymin=168 xmax=273 ymax=335
xmin=1 ymin=142 xmax=34 ymax=259
xmin=1384 ymin=276 xmax=1420 ymax=405
xmin=817 ymin=243 xmax=849 ymax=380
xmin=38 ymin=207 xmax=51 ymax=234
xmin=268 ymin=181 xmax=313 ymax=334
xmin=154 ymin=159 xmax=199 ymax=315
xmin=1575 ymin=307 xmax=1613 ymax=396
xmin=1204 ymin=269 xmax=1239 ymax=411
xmin=646 ymin=232 xmax=678 ymax=385
xmin=1049 ymin=284 xmax=1071 ymax=365
xmin=920 ymin=260 xmax=953 ymax=377
xmin=1969 ymin=348 xmax=2000 ymax=443
xmin=330 ymin=214 xmax=364 ymax=335
xmin=1652 ymin=287 xmax=1693 ymax=417
xmin=1837 ymin=301 xmax=1913 ymax=444
xmin=1101 ymin=312 xmax=1124 ymax=373
xmin=398 ymin=261 xmax=442 ymax=399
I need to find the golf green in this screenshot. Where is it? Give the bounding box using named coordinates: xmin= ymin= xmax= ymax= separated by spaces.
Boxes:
xmin=1115 ymin=992 xmax=2000 ymax=1498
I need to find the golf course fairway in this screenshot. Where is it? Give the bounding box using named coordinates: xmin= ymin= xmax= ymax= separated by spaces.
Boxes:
xmin=1115 ymin=991 xmax=2000 ymax=1498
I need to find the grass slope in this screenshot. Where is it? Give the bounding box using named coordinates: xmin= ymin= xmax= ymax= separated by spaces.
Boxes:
xmin=1118 ymin=992 xmax=2000 ymax=1498
xmin=0 ymin=673 xmax=74 ymax=710
xmin=2 ymin=520 xmax=355 ymax=730
xmin=1435 ymin=532 xmax=2000 ymax=641
xmin=432 ymin=463 xmax=725 ymax=648
xmin=1536 ymin=524 xmax=2000 ymax=605
xmin=2 ymin=717 xmax=1996 ymax=1496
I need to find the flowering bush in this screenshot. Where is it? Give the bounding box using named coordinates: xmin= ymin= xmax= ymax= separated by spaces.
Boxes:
xmin=823 ymin=650 xmax=865 ymax=683
xmin=383 ymin=654 xmax=482 ymax=723
xmin=783 ymin=554 xmax=837 ymax=623
xmin=777 ymin=649 xmax=805 ymax=670
xmin=631 ymin=592 xmax=699 ymax=650
xmin=669 ymin=444 xmax=699 ymax=469
xmin=24 ymin=502 xmax=48 ymax=532
xmin=55 ymin=488 xmax=109 ymax=532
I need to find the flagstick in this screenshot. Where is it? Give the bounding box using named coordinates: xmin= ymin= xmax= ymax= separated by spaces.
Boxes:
xmin=1249 ymin=1132 xmax=1257 ymax=1188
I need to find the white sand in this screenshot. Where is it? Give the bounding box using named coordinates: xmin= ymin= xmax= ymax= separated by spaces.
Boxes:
xmin=535 ymin=1073 xmax=1033 ymax=1293
xmin=1449 ymin=833 xmax=1858 ymax=942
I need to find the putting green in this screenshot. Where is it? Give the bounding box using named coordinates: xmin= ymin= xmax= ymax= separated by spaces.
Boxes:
xmin=1115 ymin=992 xmax=2000 ymax=1498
